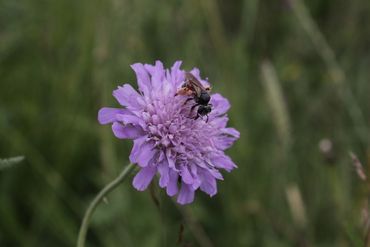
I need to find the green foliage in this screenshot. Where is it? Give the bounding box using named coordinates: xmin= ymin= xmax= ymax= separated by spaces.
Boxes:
xmin=0 ymin=0 xmax=369 ymax=246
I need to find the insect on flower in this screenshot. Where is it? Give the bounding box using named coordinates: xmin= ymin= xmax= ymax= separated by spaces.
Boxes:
xmin=98 ymin=61 xmax=240 ymax=204
xmin=176 ymin=72 xmax=212 ymax=121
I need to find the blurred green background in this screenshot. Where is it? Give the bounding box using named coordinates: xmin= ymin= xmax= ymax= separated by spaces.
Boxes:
xmin=1 ymin=0 xmax=369 ymax=246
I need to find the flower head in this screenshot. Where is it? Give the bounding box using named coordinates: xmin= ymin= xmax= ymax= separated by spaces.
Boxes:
xmin=98 ymin=61 xmax=239 ymax=204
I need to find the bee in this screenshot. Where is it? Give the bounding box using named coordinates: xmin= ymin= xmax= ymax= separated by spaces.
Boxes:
xmin=176 ymin=72 xmax=212 ymax=121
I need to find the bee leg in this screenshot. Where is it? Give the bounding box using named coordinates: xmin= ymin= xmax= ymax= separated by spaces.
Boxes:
xmin=182 ymin=97 xmax=193 ymax=106
xmin=205 ymin=115 xmax=209 ymax=123
xmin=185 ymin=97 xmax=193 ymax=104
xmin=191 ymin=103 xmax=199 ymax=112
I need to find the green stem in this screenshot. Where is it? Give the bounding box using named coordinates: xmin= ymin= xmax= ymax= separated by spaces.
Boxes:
xmin=77 ymin=163 xmax=136 ymax=247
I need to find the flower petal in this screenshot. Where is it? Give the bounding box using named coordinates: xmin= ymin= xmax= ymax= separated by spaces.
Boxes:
xmin=129 ymin=140 xmax=157 ymax=168
xmin=177 ymin=182 xmax=195 ymax=205
xmin=116 ymin=113 xmax=146 ymax=129
xmin=158 ymin=159 xmax=169 ymax=188
xmin=112 ymin=122 xmax=144 ymax=139
xmin=210 ymin=115 xmax=228 ymax=128
xmin=189 ymin=164 xmax=201 ymax=190
xmin=98 ymin=107 xmax=126 ymax=124
xmin=189 ymin=67 xmax=210 ymax=88
xmin=129 ymin=136 xmax=146 ymax=164
xmin=211 ymin=154 xmax=237 ymax=172
xmin=113 ymin=84 xmax=144 ymax=109
xmin=166 ymin=149 xmax=176 ymax=170
xmin=166 ymin=169 xmax=179 ymax=196
xmin=131 ymin=63 xmax=151 ymax=94
xmin=149 ymin=60 xmax=165 ymax=91
xmin=181 ymin=165 xmax=194 ymax=184
xmin=215 ymin=128 xmax=240 ymax=150
xmin=209 ymin=168 xmax=224 ymax=180
xmin=132 ymin=166 xmax=157 ymax=191
xmin=210 ymin=93 xmax=230 ymax=116
xmin=200 ymin=170 xmax=217 ymax=196
xmin=170 ymin=61 xmax=184 ymax=88
xmin=223 ymin=127 xmax=240 ymax=138
xmin=189 ymin=68 xmax=200 ymax=79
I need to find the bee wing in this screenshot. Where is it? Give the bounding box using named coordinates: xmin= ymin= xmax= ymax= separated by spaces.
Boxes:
xmin=176 ymin=87 xmax=194 ymax=96
xmin=185 ymin=72 xmax=207 ymax=95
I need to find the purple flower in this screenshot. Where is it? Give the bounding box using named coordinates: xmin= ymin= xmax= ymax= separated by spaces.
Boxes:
xmin=98 ymin=61 xmax=239 ymax=204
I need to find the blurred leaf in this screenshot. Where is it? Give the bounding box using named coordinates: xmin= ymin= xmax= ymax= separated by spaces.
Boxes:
xmin=0 ymin=156 xmax=24 ymax=171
